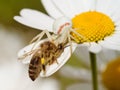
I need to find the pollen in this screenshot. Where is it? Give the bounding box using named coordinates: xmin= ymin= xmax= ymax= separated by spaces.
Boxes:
xmin=41 ymin=58 xmax=45 ymax=64
xmin=71 ymin=11 xmax=115 ymax=43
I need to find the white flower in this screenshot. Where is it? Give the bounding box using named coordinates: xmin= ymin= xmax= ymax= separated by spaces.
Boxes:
xmin=14 ymin=0 xmax=120 ymax=78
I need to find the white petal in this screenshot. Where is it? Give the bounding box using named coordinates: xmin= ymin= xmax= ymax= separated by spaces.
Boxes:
xmin=52 ymin=0 xmax=91 ymax=18
xmin=83 ymin=0 xmax=97 ymax=11
xmin=115 ymin=30 xmax=120 ymax=34
xmin=96 ymin=0 xmax=114 ymax=16
xmin=74 ymin=45 xmax=106 ymax=72
xmin=112 ymin=11 xmax=120 ymax=23
xmin=99 ymin=41 xmax=120 ymax=51
xmin=41 ymin=0 xmax=63 ymax=19
xmin=53 ymin=17 xmax=72 ymax=34
xmin=107 ymin=0 xmax=120 ymax=18
xmin=100 ymin=48 xmax=118 ymax=63
xmin=59 ymin=65 xmax=92 ymax=81
xmin=74 ymin=46 xmax=90 ymax=66
xmin=69 ymin=0 xmax=96 ymax=14
xmin=104 ymin=35 xmax=120 ymax=45
xmin=14 ymin=9 xmax=54 ymax=32
xmin=115 ymin=26 xmax=120 ymax=31
xmin=89 ymin=42 xmax=102 ymax=53
xmin=97 ymin=0 xmax=120 ymax=19
xmin=115 ymin=21 xmax=120 ymax=28
xmin=40 ymin=43 xmax=78 ymax=77
xmin=18 ymin=39 xmax=48 ymax=64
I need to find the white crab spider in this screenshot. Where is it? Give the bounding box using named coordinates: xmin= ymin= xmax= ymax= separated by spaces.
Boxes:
xmin=29 ymin=17 xmax=87 ymax=54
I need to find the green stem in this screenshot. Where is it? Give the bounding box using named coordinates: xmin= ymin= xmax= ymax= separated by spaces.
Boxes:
xmin=89 ymin=52 xmax=98 ymax=90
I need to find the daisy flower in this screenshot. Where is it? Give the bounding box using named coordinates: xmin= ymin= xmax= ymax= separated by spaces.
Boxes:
xmin=14 ymin=0 xmax=120 ymax=80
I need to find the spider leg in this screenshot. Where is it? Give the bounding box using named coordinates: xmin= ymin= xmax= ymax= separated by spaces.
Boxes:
xmin=44 ymin=30 xmax=53 ymax=41
xmin=67 ymin=30 xmax=72 ymax=55
xmin=30 ymin=31 xmax=45 ymax=44
xmin=18 ymin=48 xmax=40 ymax=60
xmin=31 ymin=30 xmax=53 ymax=50
xmin=30 ymin=31 xmax=46 ymax=50
xmin=70 ymin=35 xmax=78 ymax=42
xmin=70 ymin=28 xmax=91 ymax=46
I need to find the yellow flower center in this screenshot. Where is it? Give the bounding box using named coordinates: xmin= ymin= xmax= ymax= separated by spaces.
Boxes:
xmin=102 ymin=58 xmax=120 ymax=90
xmin=71 ymin=11 xmax=115 ymax=43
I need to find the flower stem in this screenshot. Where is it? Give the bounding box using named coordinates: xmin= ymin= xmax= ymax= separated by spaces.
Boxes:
xmin=90 ymin=52 xmax=98 ymax=90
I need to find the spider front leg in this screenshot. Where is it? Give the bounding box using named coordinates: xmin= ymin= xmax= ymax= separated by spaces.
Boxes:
xmin=30 ymin=30 xmax=53 ymax=43
xmin=44 ymin=30 xmax=53 ymax=41
xmin=18 ymin=48 xmax=40 ymax=60
xmin=67 ymin=30 xmax=72 ymax=55
xmin=70 ymin=28 xmax=91 ymax=47
xmin=30 ymin=31 xmax=44 ymax=44
xmin=30 ymin=30 xmax=53 ymax=50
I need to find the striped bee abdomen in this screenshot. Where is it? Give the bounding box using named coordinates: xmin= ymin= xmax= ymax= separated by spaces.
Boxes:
xmin=29 ymin=56 xmax=41 ymax=81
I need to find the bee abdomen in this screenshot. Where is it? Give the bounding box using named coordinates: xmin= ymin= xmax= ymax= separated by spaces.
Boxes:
xmin=29 ymin=56 xmax=41 ymax=81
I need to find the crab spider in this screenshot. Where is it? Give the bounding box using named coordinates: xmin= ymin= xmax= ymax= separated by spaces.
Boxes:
xmin=14 ymin=9 xmax=88 ymax=77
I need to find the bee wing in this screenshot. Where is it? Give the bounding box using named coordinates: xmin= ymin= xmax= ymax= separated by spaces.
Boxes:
xmin=40 ymin=42 xmax=78 ymax=77
xmin=14 ymin=9 xmax=54 ymax=32
xmin=18 ymin=39 xmax=48 ymax=64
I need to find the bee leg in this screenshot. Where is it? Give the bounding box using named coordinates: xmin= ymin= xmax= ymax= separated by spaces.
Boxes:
xmin=55 ymin=60 xmax=59 ymax=64
xmin=42 ymin=64 xmax=46 ymax=75
xmin=52 ymin=56 xmax=59 ymax=64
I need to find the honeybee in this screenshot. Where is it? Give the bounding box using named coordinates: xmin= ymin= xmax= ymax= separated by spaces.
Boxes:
xmin=29 ymin=41 xmax=66 ymax=81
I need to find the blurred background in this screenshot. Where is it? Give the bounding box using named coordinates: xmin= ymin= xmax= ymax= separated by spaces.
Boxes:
xmin=0 ymin=0 xmax=120 ymax=90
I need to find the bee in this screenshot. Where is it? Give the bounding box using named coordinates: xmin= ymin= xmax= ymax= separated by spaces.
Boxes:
xmin=29 ymin=41 xmax=65 ymax=81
